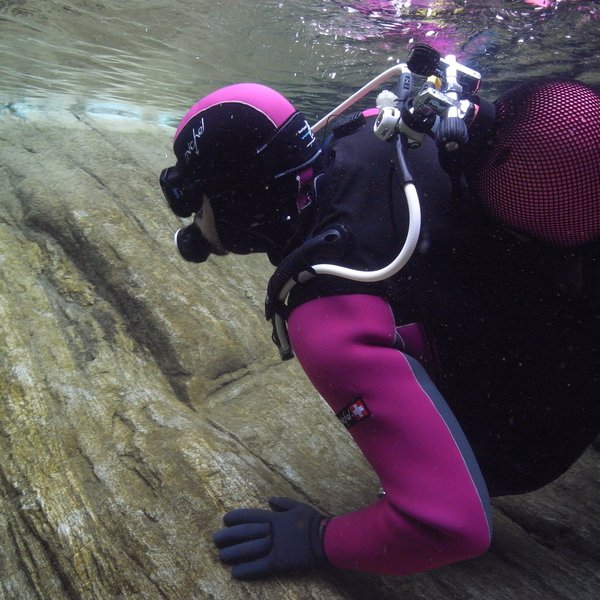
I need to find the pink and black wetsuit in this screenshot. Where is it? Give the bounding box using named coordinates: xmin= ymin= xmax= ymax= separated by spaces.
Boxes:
xmin=280 ymin=112 xmax=492 ymax=575
xmin=280 ymin=103 xmax=600 ymax=574
xmin=289 ymin=294 xmax=492 ymax=574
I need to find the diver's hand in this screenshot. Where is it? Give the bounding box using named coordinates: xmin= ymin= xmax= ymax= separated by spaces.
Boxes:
xmin=213 ymin=496 xmax=328 ymax=580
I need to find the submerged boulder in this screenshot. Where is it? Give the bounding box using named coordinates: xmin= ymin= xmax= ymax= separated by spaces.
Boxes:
xmin=0 ymin=107 xmax=598 ymax=599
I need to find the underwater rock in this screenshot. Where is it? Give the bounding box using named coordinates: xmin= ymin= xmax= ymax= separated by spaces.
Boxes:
xmin=0 ymin=109 xmax=598 ymax=599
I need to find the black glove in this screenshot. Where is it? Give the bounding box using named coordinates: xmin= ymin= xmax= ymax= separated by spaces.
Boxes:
xmin=213 ymin=496 xmax=328 ymax=580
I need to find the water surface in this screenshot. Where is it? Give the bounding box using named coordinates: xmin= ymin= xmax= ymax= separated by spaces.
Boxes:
xmin=1 ymin=0 xmax=598 ymax=124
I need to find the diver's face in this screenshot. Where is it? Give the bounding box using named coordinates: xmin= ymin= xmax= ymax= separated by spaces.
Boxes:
xmin=196 ymin=195 xmax=227 ymax=256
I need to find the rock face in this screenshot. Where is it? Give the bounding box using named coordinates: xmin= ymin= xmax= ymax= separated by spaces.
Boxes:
xmin=0 ymin=108 xmax=598 ymax=599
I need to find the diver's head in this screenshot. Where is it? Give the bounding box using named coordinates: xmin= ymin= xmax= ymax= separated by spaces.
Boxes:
xmin=160 ymin=83 xmax=321 ymax=263
xmin=465 ymin=78 xmax=600 ymax=247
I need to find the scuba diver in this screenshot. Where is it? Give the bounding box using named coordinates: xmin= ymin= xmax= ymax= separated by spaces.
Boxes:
xmin=159 ymin=45 xmax=600 ymax=580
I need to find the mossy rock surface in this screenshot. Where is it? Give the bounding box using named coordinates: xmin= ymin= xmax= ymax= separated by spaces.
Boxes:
xmin=0 ymin=110 xmax=598 ymax=599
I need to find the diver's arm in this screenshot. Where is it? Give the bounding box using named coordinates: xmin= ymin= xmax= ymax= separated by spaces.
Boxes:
xmin=287 ymin=293 xmax=492 ymax=576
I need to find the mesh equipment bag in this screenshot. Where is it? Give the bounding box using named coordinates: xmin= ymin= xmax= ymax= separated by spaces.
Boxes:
xmin=465 ymin=79 xmax=600 ymax=247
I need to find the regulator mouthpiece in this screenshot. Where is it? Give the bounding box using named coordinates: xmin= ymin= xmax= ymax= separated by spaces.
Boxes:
xmin=175 ymin=224 xmax=213 ymax=263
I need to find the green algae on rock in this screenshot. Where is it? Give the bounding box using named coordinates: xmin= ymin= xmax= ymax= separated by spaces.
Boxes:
xmin=0 ymin=109 xmax=598 ymax=600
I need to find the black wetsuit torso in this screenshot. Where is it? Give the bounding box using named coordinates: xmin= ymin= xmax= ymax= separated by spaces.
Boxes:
xmin=287 ymin=114 xmax=600 ymax=496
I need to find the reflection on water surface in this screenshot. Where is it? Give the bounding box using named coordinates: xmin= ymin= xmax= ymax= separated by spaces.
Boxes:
xmin=0 ymin=0 xmax=598 ymax=123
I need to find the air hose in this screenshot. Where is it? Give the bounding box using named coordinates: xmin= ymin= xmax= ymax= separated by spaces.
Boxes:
xmin=269 ymin=135 xmax=421 ymax=360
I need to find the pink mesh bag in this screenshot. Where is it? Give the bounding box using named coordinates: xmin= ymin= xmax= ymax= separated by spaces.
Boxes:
xmin=466 ymin=79 xmax=600 ymax=247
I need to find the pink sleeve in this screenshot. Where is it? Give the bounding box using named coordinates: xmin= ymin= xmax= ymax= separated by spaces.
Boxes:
xmin=287 ymin=294 xmax=492 ymax=576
